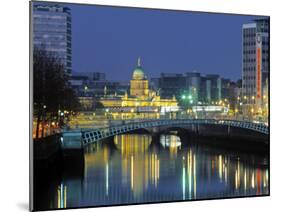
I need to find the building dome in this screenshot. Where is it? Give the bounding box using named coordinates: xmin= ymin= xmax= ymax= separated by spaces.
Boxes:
xmin=133 ymin=67 xmax=145 ymax=80
xmin=132 ymin=57 xmax=146 ymax=80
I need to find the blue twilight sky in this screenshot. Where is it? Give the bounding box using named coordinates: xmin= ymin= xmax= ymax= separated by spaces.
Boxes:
xmin=37 ymin=2 xmax=266 ymax=81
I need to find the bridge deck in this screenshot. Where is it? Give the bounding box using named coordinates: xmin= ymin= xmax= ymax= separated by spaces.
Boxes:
xmin=79 ymin=119 xmax=268 ymax=146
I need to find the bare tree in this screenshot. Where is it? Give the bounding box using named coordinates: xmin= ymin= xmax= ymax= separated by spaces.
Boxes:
xmin=33 ymin=47 xmax=80 ymax=138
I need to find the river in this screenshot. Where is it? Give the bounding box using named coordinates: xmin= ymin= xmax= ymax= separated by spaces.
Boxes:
xmin=34 ymin=133 xmax=269 ymax=210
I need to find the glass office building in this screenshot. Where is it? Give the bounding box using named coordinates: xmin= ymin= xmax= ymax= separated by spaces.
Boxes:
xmin=33 ymin=4 xmax=72 ymax=74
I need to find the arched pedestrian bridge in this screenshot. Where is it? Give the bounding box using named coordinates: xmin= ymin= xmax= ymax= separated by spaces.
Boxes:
xmin=80 ymin=119 xmax=268 ymax=146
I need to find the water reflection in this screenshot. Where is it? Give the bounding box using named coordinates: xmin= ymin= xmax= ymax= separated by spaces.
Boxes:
xmin=57 ymin=183 xmax=67 ymax=209
xmin=37 ymin=133 xmax=269 ymax=209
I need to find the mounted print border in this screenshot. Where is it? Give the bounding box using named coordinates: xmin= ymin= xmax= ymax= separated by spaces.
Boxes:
xmin=29 ymin=1 xmax=270 ymax=211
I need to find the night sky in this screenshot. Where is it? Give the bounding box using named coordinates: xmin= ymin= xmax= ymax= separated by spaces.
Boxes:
xmin=38 ymin=2 xmax=264 ymax=81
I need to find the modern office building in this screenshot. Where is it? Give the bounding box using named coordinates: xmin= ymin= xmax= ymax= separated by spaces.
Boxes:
xmin=158 ymin=73 xmax=186 ymax=98
xmin=157 ymin=72 xmax=223 ymax=105
xmin=221 ymin=78 xmax=238 ymax=110
xmin=72 ymin=72 xmax=106 ymax=81
xmin=70 ymin=72 xmax=125 ymax=98
xmin=205 ymin=74 xmax=222 ymax=103
xmin=242 ymin=18 xmax=269 ymax=113
xmin=186 ymin=72 xmax=201 ymax=103
xmin=33 ymin=4 xmax=72 ymax=74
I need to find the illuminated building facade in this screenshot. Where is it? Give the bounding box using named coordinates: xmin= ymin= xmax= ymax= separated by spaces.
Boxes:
xmin=99 ymin=58 xmax=178 ymax=119
xmin=130 ymin=57 xmax=149 ymax=97
xmin=242 ymin=18 xmax=269 ymax=118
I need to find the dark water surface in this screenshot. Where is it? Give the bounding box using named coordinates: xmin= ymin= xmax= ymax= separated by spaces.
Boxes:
xmin=34 ymin=133 xmax=269 ymax=210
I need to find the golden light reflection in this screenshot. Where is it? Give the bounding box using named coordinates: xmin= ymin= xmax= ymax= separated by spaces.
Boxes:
xmin=114 ymin=134 xmax=160 ymax=196
xmin=219 ymin=155 xmax=223 ymax=181
xmin=84 ymin=143 xmax=110 ymax=181
xmin=160 ymin=134 xmax=181 ymax=159
xmin=82 ymin=134 xmax=269 ymax=202
xmin=251 ymin=171 xmax=255 ymax=189
xmin=57 ymin=183 xmax=67 ymax=209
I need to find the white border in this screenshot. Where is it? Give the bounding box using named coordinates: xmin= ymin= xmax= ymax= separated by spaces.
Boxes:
xmin=0 ymin=0 xmax=280 ymax=211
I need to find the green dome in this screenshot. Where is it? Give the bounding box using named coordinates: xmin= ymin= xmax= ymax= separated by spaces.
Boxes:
xmin=133 ymin=67 xmax=145 ymax=80
xmin=132 ymin=57 xmax=146 ymax=80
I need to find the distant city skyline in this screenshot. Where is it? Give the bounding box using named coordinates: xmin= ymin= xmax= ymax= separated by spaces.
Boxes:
xmin=35 ymin=2 xmax=266 ymax=81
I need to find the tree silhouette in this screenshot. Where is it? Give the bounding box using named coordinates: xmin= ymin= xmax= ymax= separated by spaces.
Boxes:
xmin=33 ymin=47 xmax=80 ymax=138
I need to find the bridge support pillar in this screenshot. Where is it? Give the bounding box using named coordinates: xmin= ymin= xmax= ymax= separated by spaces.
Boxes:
xmin=61 ymin=130 xmax=83 ymax=150
xmin=61 ymin=130 xmax=84 ymax=160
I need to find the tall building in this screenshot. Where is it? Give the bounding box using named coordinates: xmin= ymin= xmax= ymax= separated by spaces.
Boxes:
xmin=33 ymin=4 xmax=72 ymax=74
xmin=242 ymin=18 xmax=269 ymax=113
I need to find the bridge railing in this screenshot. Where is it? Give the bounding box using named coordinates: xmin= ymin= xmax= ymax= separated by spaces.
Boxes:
xmin=81 ymin=119 xmax=267 ymax=132
xmin=80 ymin=119 xmax=268 ymax=146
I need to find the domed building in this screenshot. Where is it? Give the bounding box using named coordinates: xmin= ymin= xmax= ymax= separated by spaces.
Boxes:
xmin=99 ymin=57 xmax=178 ymax=119
xmin=130 ymin=57 xmax=149 ymax=97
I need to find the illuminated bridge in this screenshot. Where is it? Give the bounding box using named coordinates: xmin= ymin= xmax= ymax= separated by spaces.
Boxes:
xmin=78 ymin=119 xmax=268 ymax=146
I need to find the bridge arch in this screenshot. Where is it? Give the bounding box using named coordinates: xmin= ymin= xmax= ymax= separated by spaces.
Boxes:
xmin=81 ymin=119 xmax=268 ymax=146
